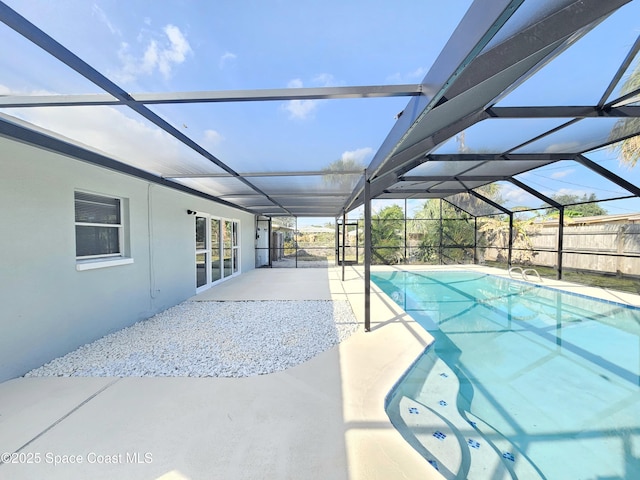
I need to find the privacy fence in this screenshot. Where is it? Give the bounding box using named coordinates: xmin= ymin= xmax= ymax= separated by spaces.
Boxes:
xmin=352 ymin=212 xmax=640 ymax=294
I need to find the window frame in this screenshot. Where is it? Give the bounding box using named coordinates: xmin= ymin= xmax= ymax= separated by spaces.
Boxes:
xmin=74 ymin=190 xmax=133 ymax=271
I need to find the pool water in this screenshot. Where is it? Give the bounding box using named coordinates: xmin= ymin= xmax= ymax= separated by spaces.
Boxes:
xmin=374 ymin=271 xmax=640 ymax=480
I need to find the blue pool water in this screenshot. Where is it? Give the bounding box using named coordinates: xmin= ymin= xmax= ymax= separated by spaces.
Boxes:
xmin=374 ymin=270 xmax=640 ymax=480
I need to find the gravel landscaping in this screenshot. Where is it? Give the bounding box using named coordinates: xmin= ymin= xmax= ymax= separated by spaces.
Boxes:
xmin=25 ymin=300 xmax=359 ymax=378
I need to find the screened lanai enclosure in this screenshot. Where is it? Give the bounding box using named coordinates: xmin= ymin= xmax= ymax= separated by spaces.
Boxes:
xmin=2 ymin=1 xmax=640 ymax=298
xmin=339 ymin=200 xmax=639 ymax=291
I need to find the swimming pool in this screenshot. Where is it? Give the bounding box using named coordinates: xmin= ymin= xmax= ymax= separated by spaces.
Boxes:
xmin=374 ymin=270 xmax=640 ymax=480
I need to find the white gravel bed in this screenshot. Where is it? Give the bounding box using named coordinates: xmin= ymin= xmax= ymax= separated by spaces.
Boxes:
xmin=25 ymin=300 xmax=359 ymax=378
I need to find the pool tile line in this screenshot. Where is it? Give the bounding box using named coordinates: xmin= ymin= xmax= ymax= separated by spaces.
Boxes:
xmin=483 ymin=272 xmax=640 ymax=311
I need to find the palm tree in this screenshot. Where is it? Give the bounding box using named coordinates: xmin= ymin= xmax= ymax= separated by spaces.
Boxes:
xmin=478 ymin=216 xmax=540 ymax=265
xmin=322 ymin=157 xmax=364 ymax=191
xmin=370 ymin=204 xmax=405 ymax=264
xmin=610 ymin=58 xmax=640 ymax=166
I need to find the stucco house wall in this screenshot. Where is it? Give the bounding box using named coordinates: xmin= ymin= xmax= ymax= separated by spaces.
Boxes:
xmin=0 ymin=136 xmax=256 ymax=382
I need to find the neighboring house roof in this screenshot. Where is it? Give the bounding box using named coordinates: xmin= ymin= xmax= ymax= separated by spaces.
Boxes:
xmin=299 ymin=226 xmax=335 ymax=234
xmin=535 ymin=213 xmax=640 ymax=226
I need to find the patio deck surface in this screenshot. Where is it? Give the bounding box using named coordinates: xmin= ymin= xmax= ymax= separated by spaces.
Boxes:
xmin=3 ymin=265 xmax=637 ymax=480
xmin=0 ymin=266 xmax=439 ymax=480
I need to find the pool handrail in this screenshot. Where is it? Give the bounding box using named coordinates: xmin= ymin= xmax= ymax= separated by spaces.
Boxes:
xmin=508 ymin=266 xmax=542 ymax=282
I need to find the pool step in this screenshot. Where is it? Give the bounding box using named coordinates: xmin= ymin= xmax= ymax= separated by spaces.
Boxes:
xmin=387 ymin=354 xmax=543 ymax=479
xmin=463 ymin=411 xmax=543 ymax=480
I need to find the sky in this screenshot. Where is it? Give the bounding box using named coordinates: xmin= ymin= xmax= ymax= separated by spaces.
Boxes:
xmin=1 ymin=0 xmax=640 ymax=226
xmin=0 ymin=1 xmax=471 ymax=182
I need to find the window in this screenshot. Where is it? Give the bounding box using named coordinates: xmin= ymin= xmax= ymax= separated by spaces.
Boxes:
xmin=75 ymin=191 xmax=132 ymax=270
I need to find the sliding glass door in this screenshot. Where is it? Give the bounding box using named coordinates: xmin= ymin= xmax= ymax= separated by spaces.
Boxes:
xmin=195 ymin=215 xmax=240 ymax=292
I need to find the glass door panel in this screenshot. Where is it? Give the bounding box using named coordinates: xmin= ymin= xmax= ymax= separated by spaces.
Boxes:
xmin=224 ymin=220 xmax=232 ymax=277
xmin=233 ymin=249 xmax=238 ymax=274
xmin=232 ymin=221 xmax=239 ymax=273
xmin=211 ymin=219 xmax=221 ymax=282
xmin=196 ymin=253 xmax=207 ymax=288
xmin=196 ymin=215 xmax=209 ymax=289
xmin=195 ymin=216 xmax=207 ymax=249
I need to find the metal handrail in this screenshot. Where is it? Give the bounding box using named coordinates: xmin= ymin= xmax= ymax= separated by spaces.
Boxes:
xmin=522 ymin=268 xmax=542 ymax=282
xmin=508 ymin=266 xmax=542 ymax=282
xmin=508 ymin=266 xmax=523 ymax=279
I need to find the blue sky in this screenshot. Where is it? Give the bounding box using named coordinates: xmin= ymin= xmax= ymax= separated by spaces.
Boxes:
xmin=1 ymin=0 xmax=640 ymax=225
xmin=0 ymin=1 xmax=470 ymax=173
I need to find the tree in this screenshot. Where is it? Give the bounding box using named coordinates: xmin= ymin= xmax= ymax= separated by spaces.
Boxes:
xmin=272 ymin=216 xmax=296 ymax=228
xmin=410 ymin=199 xmax=476 ymax=263
xmin=322 ymin=157 xmax=364 ymax=191
xmin=444 ymin=184 xmax=504 ymax=217
xmin=408 ymin=183 xmax=504 ymax=264
xmin=609 ymin=58 xmax=640 ymax=167
xmin=370 ymin=204 xmax=404 ymax=264
xmin=478 ymin=216 xmax=540 ymax=265
xmin=543 ymin=193 xmax=607 ymax=217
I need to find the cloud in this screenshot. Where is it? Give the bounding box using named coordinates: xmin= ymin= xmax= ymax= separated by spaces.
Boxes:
xmin=502 ymin=183 xmax=535 ymax=205
xmin=219 ymin=52 xmax=237 ymax=69
xmin=158 ymin=25 xmax=192 ymax=75
xmin=203 ymin=129 xmax=224 ymax=147
xmin=34 ymin=107 xmax=181 ymax=169
xmin=282 ymin=75 xmax=337 ymax=120
xmin=92 ymin=4 xmax=120 ymax=36
xmin=312 ymin=73 xmax=336 ymax=86
xmin=410 ymin=67 xmax=428 ymax=79
xmin=340 ymin=147 xmax=373 ymax=165
xmin=387 ymin=66 xmax=428 ymax=83
xmin=553 ymin=187 xmax=588 ymax=198
xmin=287 ymin=78 xmax=304 ymax=89
xmin=282 ymin=78 xmax=316 ymax=119
xmin=4 ymin=92 xmax=206 ymax=176
xmin=284 ymin=99 xmax=318 ymax=120
xmin=114 ymin=24 xmax=192 ymax=83
xmin=543 ymin=141 xmax=580 ymax=153
xmin=550 ymin=169 xmax=574 ymax=179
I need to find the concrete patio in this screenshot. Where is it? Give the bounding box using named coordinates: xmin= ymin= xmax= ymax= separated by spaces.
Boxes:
xmin=0 ymin=266 xmax=439 ymax=480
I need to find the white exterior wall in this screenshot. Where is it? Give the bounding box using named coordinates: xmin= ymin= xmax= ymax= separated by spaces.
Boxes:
xmin=0 ymin=137 xmax=256 ymax=382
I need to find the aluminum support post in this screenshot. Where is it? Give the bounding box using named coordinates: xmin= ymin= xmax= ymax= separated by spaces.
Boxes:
xmin=557 ymin=207 xmax=564 ymax=280
xmin=364 ymin=174 xmax=372 ymax=332
xmin=508 ymin=213 xmax=514 ymax=268
xmin=342 ymin=211 xmax=347 ymax=282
